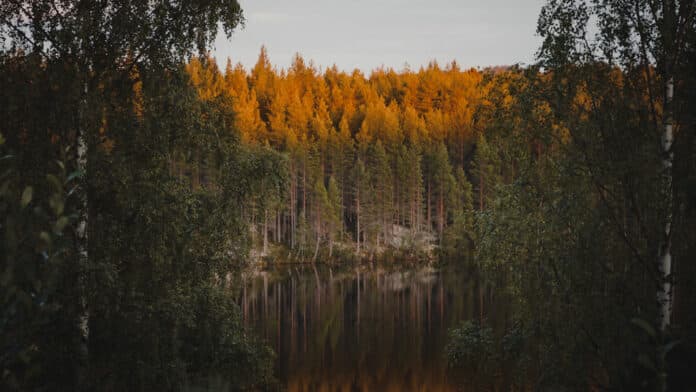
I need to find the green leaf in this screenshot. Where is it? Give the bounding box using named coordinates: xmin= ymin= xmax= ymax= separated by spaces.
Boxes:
xmin=54 ymin=217 xmax=70 ymax=233
xmin=49 ymin=195 xmax=64 ymax=216
xmin=66 ymin=170 xmax=84 ymax=184
xmin=46 ymin=174 xmax=62 ymax=192
xmin=21 ymin=186 xmax=33 ymax=208
xmin=631 ymin=317 xmax=656 ymax=338
xmin=39 ymin=231 xmax=52 ymax=247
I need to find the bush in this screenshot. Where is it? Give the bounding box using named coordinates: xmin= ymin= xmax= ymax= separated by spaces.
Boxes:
xmin=445 ymin=320 xmax=495 ymax=371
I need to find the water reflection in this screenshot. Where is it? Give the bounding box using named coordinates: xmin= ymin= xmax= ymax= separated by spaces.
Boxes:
xmin=237 ymin=264 xmax=505 ymax=392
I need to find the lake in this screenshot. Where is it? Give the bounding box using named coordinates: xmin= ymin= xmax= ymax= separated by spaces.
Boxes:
xmin=237 ymin=264 xmax=508 ymax=391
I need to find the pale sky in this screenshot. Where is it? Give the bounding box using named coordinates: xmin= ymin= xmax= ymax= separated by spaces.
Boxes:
xmin=213 ymin=0 xmax=546 ymax=74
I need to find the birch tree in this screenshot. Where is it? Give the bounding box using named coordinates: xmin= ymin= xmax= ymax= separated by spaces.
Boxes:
xmin=539 ymin=0 xmax=694 ymax=332
xmin=538 ymin=0 xmax=695 ymax=388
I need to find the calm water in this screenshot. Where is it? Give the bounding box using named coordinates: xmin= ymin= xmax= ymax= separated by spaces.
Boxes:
xmin=237 ymin=264 xmax=506 ymax=392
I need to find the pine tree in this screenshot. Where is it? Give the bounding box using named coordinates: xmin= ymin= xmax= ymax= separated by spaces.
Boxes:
xmin=366 ymin=141 xmax=393 ymax=247
xmin=352 ymin=158 xmax=370 ymax=254
xmin=471 ymin=134 xmax=500 ymax=211
xmin=312 ymin=178 xmax=329 ymax=261
xmin=326 ymin=176 xmax=343 ymax=257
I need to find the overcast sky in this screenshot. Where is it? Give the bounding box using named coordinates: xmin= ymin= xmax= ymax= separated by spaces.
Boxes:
xmin=213 ymin=0 xmax=546 ymax=74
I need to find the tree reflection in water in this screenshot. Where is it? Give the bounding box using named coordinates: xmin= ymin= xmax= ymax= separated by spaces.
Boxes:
xmin=237 ymin=265 xmax=508 ymax=392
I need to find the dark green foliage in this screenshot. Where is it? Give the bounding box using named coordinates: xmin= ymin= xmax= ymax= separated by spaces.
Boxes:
xmin=0 ymin=56 xmax=276 ymax=391
xmin=1 ymin=32 xmax=276 ymax=392
xmin=439 ymin=213 xmax=473 ymax=264
xmin=446 ymin=320 xmax=494 ymax=371
xmin=462 ymin=0 xmax=696 ymax=385
xmin=0 ymin=140 xmax=79 ymax=390
xmin=0 ymin=2 xmax=282 ymax=391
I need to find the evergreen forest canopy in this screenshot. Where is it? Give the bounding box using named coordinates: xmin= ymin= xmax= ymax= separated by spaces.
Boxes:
xmin=1 ymin=0 xmax=696 ymax=391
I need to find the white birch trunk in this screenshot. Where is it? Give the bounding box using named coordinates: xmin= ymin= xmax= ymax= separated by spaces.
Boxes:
xmin=658 ymin=76 xmax=674 ymax=332
xmin=76 ymin=81 xmax=90 ymax=389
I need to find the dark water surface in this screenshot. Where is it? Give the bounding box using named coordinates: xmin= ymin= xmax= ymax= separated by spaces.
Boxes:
xmin=237 ymin=264 xmax=506 ymax=392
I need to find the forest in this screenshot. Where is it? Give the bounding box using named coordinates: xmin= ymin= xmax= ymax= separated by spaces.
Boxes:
xmin=185 ymin=49 xmax=483 ymax=262
xmin=1 ymin=0 xmax=696 ymax=391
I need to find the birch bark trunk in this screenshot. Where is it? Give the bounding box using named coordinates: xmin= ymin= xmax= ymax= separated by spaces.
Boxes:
xmin=76 ymin=80 xmax=90 ymax=391
xmin=658 ymin=75 xmax=674 ymax=332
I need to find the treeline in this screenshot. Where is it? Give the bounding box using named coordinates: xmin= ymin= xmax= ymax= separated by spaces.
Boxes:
xmin=185 ymin=50 xmax=496 ymax=260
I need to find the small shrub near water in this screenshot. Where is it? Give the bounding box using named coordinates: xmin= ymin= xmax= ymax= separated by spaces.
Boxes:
xmin=445 ymin=320 xmax=495 ymax=372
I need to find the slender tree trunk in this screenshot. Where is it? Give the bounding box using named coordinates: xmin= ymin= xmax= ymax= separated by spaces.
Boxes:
xmin=329 ymin=235 xmax=333 ymax=258
xmin=439 ymin=189 xmax=444 ymax=239
xmin=427 ymin=181 xmax=431 ymax=231
xmin=275 ymin=210 xmax=280 ymax=243
xmin=313 ymin=235 xmax=321 ymax=261
xmin=290 ymin=167 xmax=296 ymax=249
xmin=410 ymin=195 xmax=415 ymax=231
xmin=658 ymin=75 xmax=674 ymax=332
xmin=415 ymin=177 xmax=421 ymax=232
xmin=313 ymin=209 xmax=321 ymax=262
xmin=263 ymin=209 xmax=269 ymax=255
xmin=251 ymin=203 xmax=256 ymax=246
xmin=383 ymin=205 xmax=388 ymax=246
xmin=395 ymin=181 xmax=400 ymax=225
xmin=356 ymin=187 xmax=361 ymax=254
xmin=302 ymin=161 xmax=306 ymax=219
xmin=76 ymin=80 xmax=90 ymax=391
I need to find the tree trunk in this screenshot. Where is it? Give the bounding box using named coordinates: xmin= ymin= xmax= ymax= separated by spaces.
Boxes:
xmin=415 ymin=177 xmax=421 ymax=232
xmin=313 ymin=235 xmax=321 ymax=261
xmin=313 ymin=223 xmax=321 ymax=262
xmin=427 ymin=181 xmax=431 ymax=231
xmin=250 ymin=203 xmax=255 ymax=245
xmin=290 ymin=167 xmax=296 ymax=249
xmin=658 ymin=75 xmax=674 ymax=333
xmin=410 ymin=187 xmax=415 ymax=230
xmin=276 ymin=210 xmax=280 ymax=243
xmin=356 ymin=187 xmax=361 ymax=254
xmin=263 ymin=209 xmax=269 ymax=255
xmin=302 ymin=161 xmax=306 ymax=219
xmin=439 ymin=189 xmax=444 ymax=239
xmin=395 ymin=181 xmax=401 ymax=225
xmin=76 ymin=81 xmax=90 ymax=391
